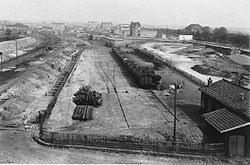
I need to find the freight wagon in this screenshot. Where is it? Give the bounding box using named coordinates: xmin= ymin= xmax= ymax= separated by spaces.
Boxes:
xmin=112 ymin=47 xmax=161 ymax=89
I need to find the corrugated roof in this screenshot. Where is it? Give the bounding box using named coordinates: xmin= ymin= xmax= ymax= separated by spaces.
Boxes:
xmin=202 ymin=108 xmax=250 ymax=133
xmin=199 ymin=79 xmax=250 ymax=119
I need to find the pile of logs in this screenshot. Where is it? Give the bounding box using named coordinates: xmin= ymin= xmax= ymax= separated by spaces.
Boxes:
xmin=73 ymin=86 xmax=103 ymax=107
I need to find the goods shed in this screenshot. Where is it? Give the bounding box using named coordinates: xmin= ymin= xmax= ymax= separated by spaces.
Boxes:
xmin=199 ymin=79 xmax=250 ymax=157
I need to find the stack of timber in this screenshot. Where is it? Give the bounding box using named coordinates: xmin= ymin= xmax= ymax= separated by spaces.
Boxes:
xmin=72 ymin=105 xmax=93 ymax=121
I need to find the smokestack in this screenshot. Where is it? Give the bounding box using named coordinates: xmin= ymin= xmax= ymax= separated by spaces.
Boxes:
xmin=239 ymin=93 xmax=245 ymax=101
xmin=207 ymin=77 xmax=213 ymax=87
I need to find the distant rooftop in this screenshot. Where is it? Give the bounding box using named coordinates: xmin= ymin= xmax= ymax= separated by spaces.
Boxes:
xmin=131 ymin=21 xmax=141 ymax=27
xmin=6 ymin=23 xmax=28 ymax=28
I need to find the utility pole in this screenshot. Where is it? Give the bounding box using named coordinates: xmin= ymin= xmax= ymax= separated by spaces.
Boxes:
xmin=0 ymin=52 xmax=3 ymax=70
xmin=16 ymin=39 xmax=18 ymax=57
xmin=173 ymin=82 xmax=177 ymax=143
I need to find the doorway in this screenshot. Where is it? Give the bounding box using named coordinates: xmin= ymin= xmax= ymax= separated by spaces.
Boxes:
xmin=229 ymin=135 xmax=245 ymax=156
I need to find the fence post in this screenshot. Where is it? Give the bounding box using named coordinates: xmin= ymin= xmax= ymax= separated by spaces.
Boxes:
xmin=140 ymin=139 xmax=143 ymax=151
xmin=67 ymin=133 xmax=70 ymax=144
xmin=51 ymin=132 xmax=54 ymax=143
xmin=84 ymin=135 xmax=87 ymax=145
xmin=157 ymin=139 xmax=159 ymax=153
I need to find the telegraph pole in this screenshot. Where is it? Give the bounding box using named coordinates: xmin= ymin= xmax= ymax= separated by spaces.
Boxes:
xmin=0 ymin=52 xmax=3 ymax=70
xmin=16 ymin=39 xmax=18 ymax=57
xmin=173 ymin=82 xmax=177 ymax=143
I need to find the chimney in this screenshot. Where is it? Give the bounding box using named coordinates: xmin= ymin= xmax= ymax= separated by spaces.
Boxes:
xmin=207 ymin=77 xmax=213 ymax=87
xmin=239 ymin=93 xmax=245 ymax=101
xmin=238 ymin=76 xmax=244 ymax=86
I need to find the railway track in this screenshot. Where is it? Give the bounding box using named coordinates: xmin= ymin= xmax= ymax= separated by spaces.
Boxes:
xmin=93 ymin=45 xmax=130 ymax=129
xmin=0 ymin=42 xmax=48 ymax=70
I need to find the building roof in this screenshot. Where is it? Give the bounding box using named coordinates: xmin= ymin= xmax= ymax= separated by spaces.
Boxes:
xmin=202 ymin=108 xmax=250 ymax=133
xmin=199 ymin=79 xmax=250 ymax=119
xmin=42 ymin=26 xmax=53 ymax=29
xmin=6 ymin=23 xmax=28 ymax=28
xmin=130 ymin=22 xmax=141 ymax=27
xmin=184 ymin=24 xmax=204 ymax=34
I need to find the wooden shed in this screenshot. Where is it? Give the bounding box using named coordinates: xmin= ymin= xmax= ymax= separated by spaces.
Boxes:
xmin=199 ymin=79 xmax=250 ymax=157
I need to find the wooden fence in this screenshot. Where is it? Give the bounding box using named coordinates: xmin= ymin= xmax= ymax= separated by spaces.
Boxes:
xmin=40 ymin=48 xmax=83 ymax=126
xmin=40 ymin=130 xmax=225 ymax=155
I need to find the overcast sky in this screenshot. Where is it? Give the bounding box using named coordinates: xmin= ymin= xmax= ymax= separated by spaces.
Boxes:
xmin=0 ymin=0 xmax=249 ymax=28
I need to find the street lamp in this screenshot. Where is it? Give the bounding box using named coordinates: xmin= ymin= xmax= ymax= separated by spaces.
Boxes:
xmin=169 ymin=82 xmax=183 ymax=144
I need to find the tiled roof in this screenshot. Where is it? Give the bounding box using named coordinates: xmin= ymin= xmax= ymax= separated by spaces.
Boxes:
xmin=202 ymin=108 xmax=250 ymax=133
xmin=199 ymin=79 xmax=250 ymax=119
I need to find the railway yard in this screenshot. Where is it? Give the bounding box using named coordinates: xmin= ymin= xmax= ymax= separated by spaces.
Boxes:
xmin=43 ymin=38 xmax=204 ymax=143
xmin=0 ymin=34 xmax=249 ymax=164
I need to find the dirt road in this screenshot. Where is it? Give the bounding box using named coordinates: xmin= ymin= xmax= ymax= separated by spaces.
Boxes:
xmin=0 ymin=129 xmax=220 ymax=164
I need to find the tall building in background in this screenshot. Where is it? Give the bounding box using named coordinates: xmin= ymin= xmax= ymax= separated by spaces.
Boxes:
xmin=130 ymin=21 xmax=141 ymax=37
xmin=88 ymin=21 xmax=98 ymax=32
xmin=52 ymin=22 xmax=65 ymax=35
xmin=119 ymin=24 xmax=130 ymax=36
xmin=100 ymin=22 xmax=112 ymax=33
xmin=5 ymin=23 xmax=28 ymax=35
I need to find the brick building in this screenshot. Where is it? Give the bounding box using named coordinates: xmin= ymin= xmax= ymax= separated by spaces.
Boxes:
xmin=130 ymin=21 xmax=141 ymax=37
xmin=199 ymin=79 xmax=250 ymax=157
xmin=100 ymin=22 xmax=112 ymax=33
xmin=5 ymin=23 xmax=28 ymax=35
xmin=119 ymin=24 xmax=130 ymax=36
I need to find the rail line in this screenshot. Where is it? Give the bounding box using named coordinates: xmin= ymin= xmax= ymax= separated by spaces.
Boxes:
xmin=93 ymin=45 xmax=130 ymax=129
xmin=94 ymin=61 xmax=110 ymax=93
xmin=0 ymin=42 xmax=49 ymax=70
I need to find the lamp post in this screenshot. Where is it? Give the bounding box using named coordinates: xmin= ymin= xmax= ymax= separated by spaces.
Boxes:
xmin=0 ymin=52 xmax=2 ymax=71
xmin=170 ymin=82 xmax=183 ymax=145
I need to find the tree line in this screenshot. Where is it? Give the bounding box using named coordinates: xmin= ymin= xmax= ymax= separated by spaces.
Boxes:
xmin=156 ymin=26 xmax=249 ymax=49
xmin=193 ymin=26 xmax=249 ymax=49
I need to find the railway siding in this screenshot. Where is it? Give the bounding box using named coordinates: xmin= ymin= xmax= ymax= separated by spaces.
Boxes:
xmin=38 ymin=40 xmax=224 ymax=156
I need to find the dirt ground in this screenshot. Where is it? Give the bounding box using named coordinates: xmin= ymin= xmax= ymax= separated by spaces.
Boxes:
xmin=0 ymin=36 xmax=81 ymax=127
xmin=1 ymin=129 xmax=230 ymax=164
xmin=1 ymin=37 xmax=250 ymax=163
xmin=139 ymin=42 xmax=250 ymax=86
xmin=45 ymin=39 xmax=205 ymax=143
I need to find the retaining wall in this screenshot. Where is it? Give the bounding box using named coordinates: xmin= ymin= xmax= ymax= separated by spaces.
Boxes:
xmin=0 ymin=37 xmax=36 ymax=53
